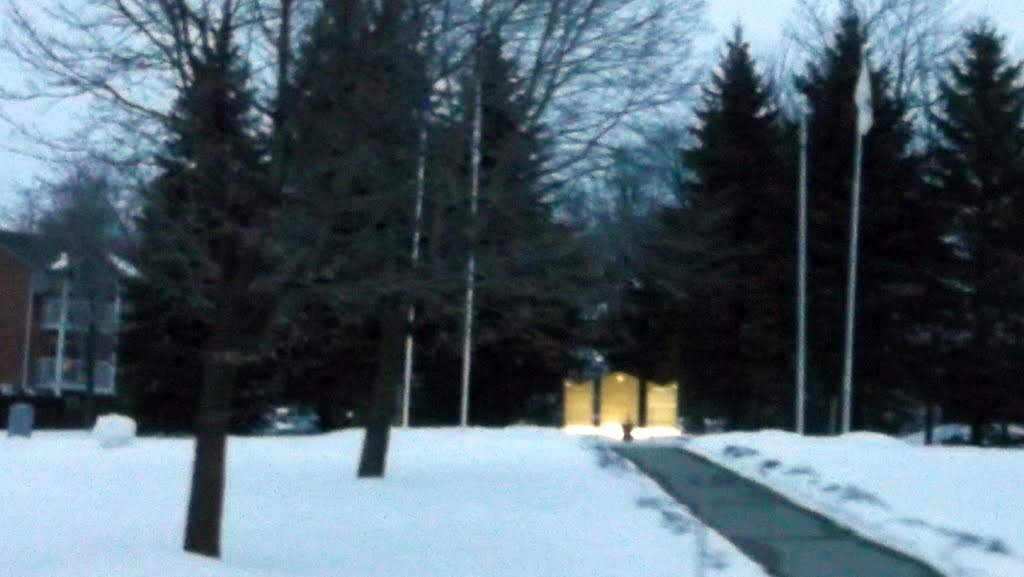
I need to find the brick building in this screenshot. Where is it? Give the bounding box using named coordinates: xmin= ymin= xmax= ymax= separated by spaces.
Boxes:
xmin=0 ymin=231 xmax=133 ymax=422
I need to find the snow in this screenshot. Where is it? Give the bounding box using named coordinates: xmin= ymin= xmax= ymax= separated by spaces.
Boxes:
xmin=564 ymin=424 xmax=684 ymax=440
xmin=901 ymin=423 xmax=1024 ymax=446
xmin=92 ymin=414 xmax=137 ymax=448
xmin=683 ymin=430 xmax=1024 ymax=577
xmin=108 ymin=253 xmax=141 ymax=279
xmin=1 ymin=428 xmax=768 ymax=577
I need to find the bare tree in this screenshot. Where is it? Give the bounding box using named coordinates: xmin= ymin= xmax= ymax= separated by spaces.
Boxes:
xmin=1 ymin=182 xmax=52 ymax=232
xmin=423 ymin=0 xmax=705 ymax=185
xmin=37 ymin=167 xmax=124 ymax=427
xmin=0 ymin=0 xmax=304 ymax=184
xmin=1 ymin=0 xmax=304 ymax=559
xmin=425 ymin=0 xmax=706 ymax=427
xmin=781 ymin=0 xmax=957 ymax=126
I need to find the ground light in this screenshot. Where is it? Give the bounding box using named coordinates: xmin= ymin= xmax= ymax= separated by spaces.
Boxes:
xmin=563 ymin=425 xmax=684 ymax=440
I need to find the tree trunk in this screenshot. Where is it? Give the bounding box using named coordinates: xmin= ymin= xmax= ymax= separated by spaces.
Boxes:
xmin=183 ymin=336 xmax=238 ymax=557
xmin=969 ymin=414 xmax=986 ymax=446
xmin=924 ymin=403 xmax=936 ymax=446
xmin=358 ymin=308 xmax=406 ymax=478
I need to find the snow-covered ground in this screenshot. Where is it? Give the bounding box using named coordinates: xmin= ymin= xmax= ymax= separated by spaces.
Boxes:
xmin=1 ymin=428 xmax=768 ymax=577
xmin=684 ymin=431 xmax=1024 ymax=577
xmin=901 ymin=423 xmax=1024 ymax=446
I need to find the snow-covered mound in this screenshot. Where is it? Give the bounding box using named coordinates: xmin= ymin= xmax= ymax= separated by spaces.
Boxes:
xmin=1 ymin=428 xmax=769 ymax=577
xmin=92 ymin=414 xmax=137 ymax=448
xmin=901 ymin=423 xmax=1024 ymax=446
xmin=684 ymin=431 xmax=1024 ymax=577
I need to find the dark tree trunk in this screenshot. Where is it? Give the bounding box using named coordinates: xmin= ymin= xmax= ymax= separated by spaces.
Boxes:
xmin=358 ymin=308 xmax=406 ymax=478
xmin=924 ymin=403 xmax=937 ymax=446
xmin=969 ymin=414 xmax=986 ymax=446
xmin=184 ymin=332 xmax=238 ymax=557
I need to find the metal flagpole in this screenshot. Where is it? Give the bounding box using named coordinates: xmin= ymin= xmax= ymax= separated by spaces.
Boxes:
xmin=401 ymin=99 xmax=429 ymax=428
xmin=796 ymin=109 xmax=808 ymax=435
xmin=840 ymin=129 xmax=863 ymax=434
xmin=460 ymin=75 xmax=483 ymax=428
xmin=841 ymin=58 xmax=873 ymax=434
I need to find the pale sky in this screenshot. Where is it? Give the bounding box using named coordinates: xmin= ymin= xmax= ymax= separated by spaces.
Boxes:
xmin=3 ymin=0 xmax=1024 ymax=204
xmin=706 ymin=0 xmax=1024 ymax=56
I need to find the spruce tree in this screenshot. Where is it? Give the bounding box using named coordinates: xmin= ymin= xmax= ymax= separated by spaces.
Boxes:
xmin=280 ymin=0 xmax=427 ymax=476
xmin=659 ymin=27 xmax=793 ymax=428
xmin=796 ymin=12 xmax=925 ymax=432
xmin=929 ymin=23 xmax=1024 ymax=443
xmin=417 ymin=33 xmax=586 ymax=425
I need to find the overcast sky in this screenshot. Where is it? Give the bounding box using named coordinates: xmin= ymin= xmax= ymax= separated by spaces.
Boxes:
xmin=3 ymin=0 xmax=1024 ymax=205
xmin=707 ymin=0 xmax=1024 ymax=54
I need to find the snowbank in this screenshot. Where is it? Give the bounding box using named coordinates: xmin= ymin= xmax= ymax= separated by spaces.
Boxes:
xmin=1 ymin=428 xmax=768 ymax=577
xmin=901 ymin=422 xmax=1024 ymax=446
xmin=684 ymin=431 xmax=1024 ymax=577
xmin=92 ymin=414 xmax=137 ymax=448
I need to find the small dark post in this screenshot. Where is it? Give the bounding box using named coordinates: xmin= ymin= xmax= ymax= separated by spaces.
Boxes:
xmin=622 ymin=419 xmax=634 ymax=442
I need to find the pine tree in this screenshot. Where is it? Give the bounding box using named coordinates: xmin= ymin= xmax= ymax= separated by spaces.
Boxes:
xmin=656 ymin=27 xmax=793 ymax=428
xmin=125 ymin=20 xmax=272 ymax=556
xmin=280 ymin=0 xmax=428 ymax=476
xmin=929 ymin=23 xmax=1024 ymax=443
xmin=470 ymin=35 xmax=583 ymax=423
xmin=417 ymin=33 xmax=586 ymax=425
xmin=796 ymin=11 xmax=925 ymax=432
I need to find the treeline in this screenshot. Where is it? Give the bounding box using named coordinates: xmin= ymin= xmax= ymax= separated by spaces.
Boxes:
xmin=7 ymin=0 xmax=1024 ymax=557
xmin=113 ymin=1 xmax=628 ymax=438
xmin=8 ymin=2 xmax=1024 ymax=447
xmin=8 ymin=1 xmax=1024 ymax=448
xmin=600 ymin=12 xmax=1024 ymax=444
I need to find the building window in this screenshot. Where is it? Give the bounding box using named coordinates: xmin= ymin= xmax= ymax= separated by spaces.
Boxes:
xmin=95 ymin=361 xmax=116 ymax=394
xmin=40 ymin=298 xmax=109 ymax=332
xmin=33 ymin=357 xmax=116 ymax=395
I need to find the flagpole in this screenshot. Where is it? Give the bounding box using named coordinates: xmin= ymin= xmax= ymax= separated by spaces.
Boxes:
xmin=401 ymin=100 xmax=429 ymax=428
xmin=796 ymin=109 xmax=808 ymax=435
xmin=841 ymin=59 xmax=871 ymax=434
xmin=840 ymin=130 xmax=863 ymax=435
xmin=459 ymin=74 xmax=483 ymax=429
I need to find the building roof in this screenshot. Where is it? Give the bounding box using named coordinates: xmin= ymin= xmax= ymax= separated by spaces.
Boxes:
xmin=0 ymin=230 xmax=61 ymax=271
xmin=0 ymin=230 xmax=137 ymax=277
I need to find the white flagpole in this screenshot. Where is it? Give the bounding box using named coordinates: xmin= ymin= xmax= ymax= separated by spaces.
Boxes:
xmin=401 ymin=101 xmax=429 ymax=428
xmin=460 ymin=75 xmax=483 ymax=428
xmin=796 ymin=108 xmax=808 ymax=435
xmin=841 ymin=59 xmax=873 ymax=434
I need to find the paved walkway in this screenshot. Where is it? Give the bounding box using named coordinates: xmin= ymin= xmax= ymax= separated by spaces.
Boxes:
xmin=616 ymin=445 xmax=941 ymax=577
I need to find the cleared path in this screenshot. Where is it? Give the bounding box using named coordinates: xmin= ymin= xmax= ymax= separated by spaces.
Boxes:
xmin=616 ymin=445 xmax=942 ymax=577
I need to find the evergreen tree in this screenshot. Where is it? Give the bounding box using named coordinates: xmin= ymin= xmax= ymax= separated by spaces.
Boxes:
xmin=417 ymin=33 xmax=586 ymax=425
xmin=647 ymin=27 xmax=793 ymax=428
xmin=929 ymin=23 xmax=1024 ymax=443
xmin=469 ymin=35 xmax=584 ymax=424
xmin=796 ymin=11 xmax=926 ymax=432
xmin=125 ymin=20 xmax=272 ymax=556
xmin=280 ymin=0 xmax=427 ymax=476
